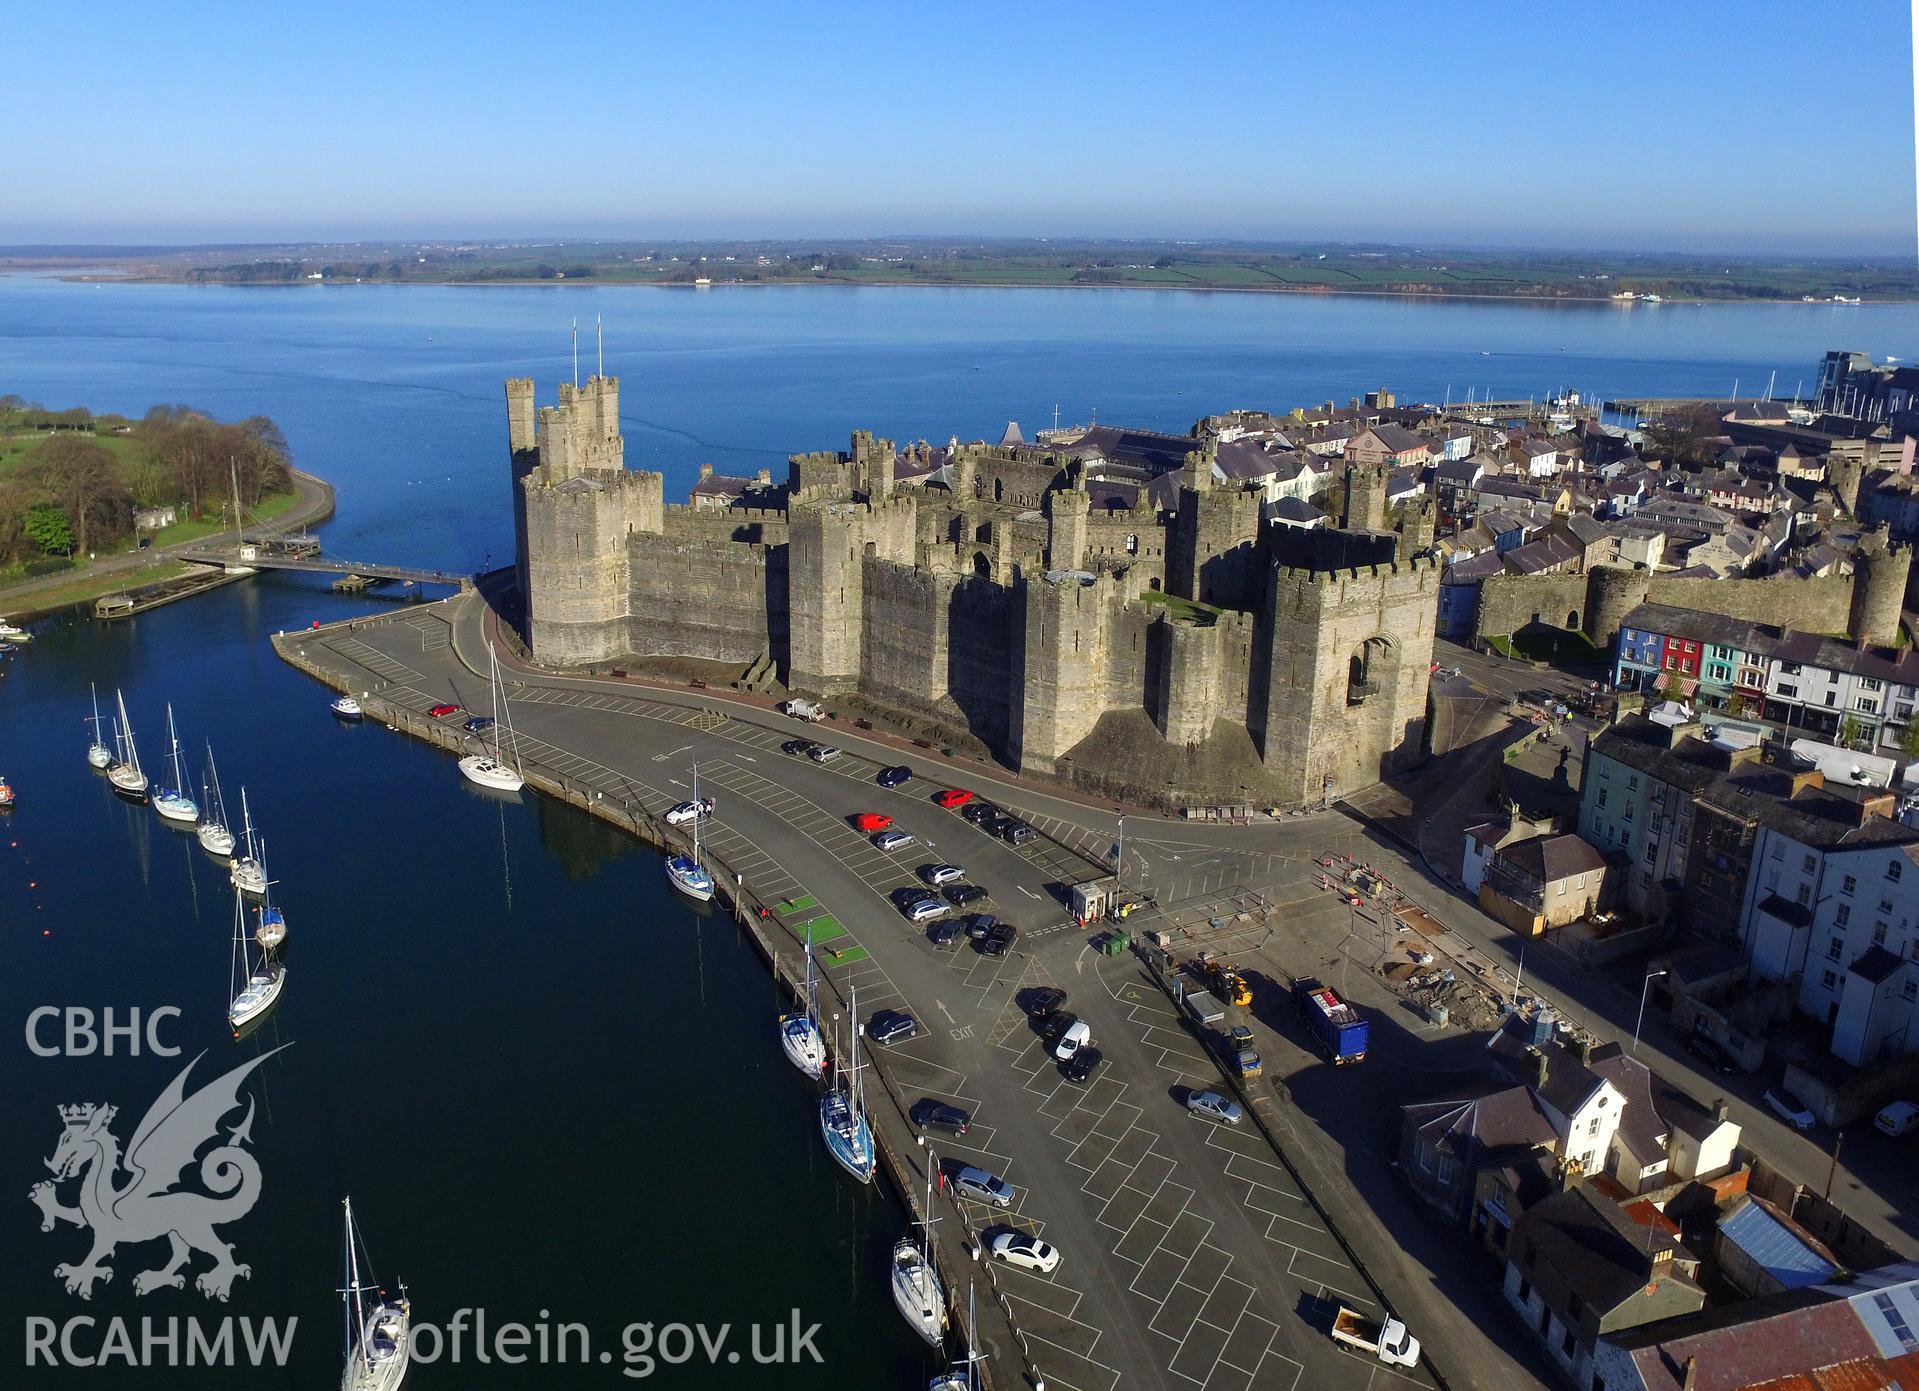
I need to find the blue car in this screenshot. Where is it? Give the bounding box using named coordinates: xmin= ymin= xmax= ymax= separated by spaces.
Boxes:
xmin=877 ymin=765 xmax=913 ymax=788
xmin=463 ymin=715 xmax=496 ymax=734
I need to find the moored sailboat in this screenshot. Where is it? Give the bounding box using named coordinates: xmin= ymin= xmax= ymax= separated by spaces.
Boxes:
xmin=254 ymin=839 xmax=287 ymax=952
xmin=107 ymin=690 xmax=149 ymax=800
xmin=819 ymin=986 xmax=876 ymax=1184
xmin=226 ymin=883 xmax=284 ymax=1032
xmin=198 ymin=744 xmax=236 ymax=857
xmin=457 ymin=647 xmax=523 ymax=791
xmin=890 ymin=1159 xmax=948 ymax=1346
xmin=86 ymin=684 xmax=113 ymax=769
xmin=230 ymin=787 xmax=267 ymax=896
xmin=928 ymin=1284 xmax=981 ymax=1391
xmin=778 ymin=924 xmax=826 ymax=1079
xmin=151 ymin=704 xmax=200 ymax=825
xmin=339 ymin=1196 xmax=410 ymax=1391
xmin=663 ymin=761 xmax=715 ymax=901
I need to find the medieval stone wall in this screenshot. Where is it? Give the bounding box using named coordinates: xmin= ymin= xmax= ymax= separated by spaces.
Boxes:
xmin=1477 ymin=569 xmax=1859 ymax=645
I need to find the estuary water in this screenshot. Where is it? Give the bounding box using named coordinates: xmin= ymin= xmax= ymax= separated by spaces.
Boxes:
xmin=2 ymin=277 xmax=1917 ymax=1388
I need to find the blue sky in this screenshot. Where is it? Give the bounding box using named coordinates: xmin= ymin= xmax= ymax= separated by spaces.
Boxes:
xmin=6 ymin=0 xmax=1914 ymax=253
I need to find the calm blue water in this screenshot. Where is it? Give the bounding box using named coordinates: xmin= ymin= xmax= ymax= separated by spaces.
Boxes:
xmin=1 ymin=278 xmax=1915 ymax=1388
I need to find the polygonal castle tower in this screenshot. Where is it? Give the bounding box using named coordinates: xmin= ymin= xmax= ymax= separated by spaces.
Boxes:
xmin=508 ymin=373 xmax=1438 ymax=807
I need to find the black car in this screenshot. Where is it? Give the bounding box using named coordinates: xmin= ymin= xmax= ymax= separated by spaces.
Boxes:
xmin=463 ymin=715 xmax=496 ymax=734
xmin=1022 ymin=987 xmax=1067 ymax=1020
xmin=1687 ymin=1035 xmax=1738 ymax=1074
xmin=961 ymin=801 xmax=999 ymax=827
xmin=965 ymin=912 xmax=999 ymax=941
xmin=1062 ymin=1046 xmax=1103 ymax=1083
xmin=877 ymin=765 xmax=914 ymax=788
xmin=1045 ymin=1011 xmax=1080 ymax=1047
xmin=910 ymin=1099 xmax=971 ymax=1135
xmin=943 ymin=883 xmax=988 ymax=908
xmin=869 ymin=1010 xmax=919 ymax=1045
xmin=928 ymin=919 xmax=965 ymax=948
xmin=780 ymin=738 xmax=814 ymax=756
xmin=982 ymin=923 xmax=1018 ymax=956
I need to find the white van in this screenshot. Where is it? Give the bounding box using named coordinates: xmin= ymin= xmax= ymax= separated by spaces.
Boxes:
xmin=1875 ymin=1100 xmax=1919 ymax=1137
xmin=1052 ymin=1019 xmax=1092 ymax=1063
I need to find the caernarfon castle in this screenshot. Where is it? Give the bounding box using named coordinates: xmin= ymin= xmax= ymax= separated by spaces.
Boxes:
xmin=508 ymin=373 xmax=1439 ymax=806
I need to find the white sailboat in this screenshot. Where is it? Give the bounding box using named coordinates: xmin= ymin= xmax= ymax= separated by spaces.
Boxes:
xmin=891 ymin=1157 xmax=948 ymax=1346
xmin=85 ymin=684 xmax=113 ymax=769
xmin=458 ymin=646 xmax=524 ymax=791
xmin=254 ymin=838 xmax=286 ymax=952
xmin=339 ymin=1196 xmax=410 ymax=1391
xmin=929 ymin=1284 xmax=981 ymax=1391
xmin=819 ymin=986 xmax=876 ymax=1184
xmin=778 ymin=925 xmax=826 ymax=1079
xmin=151 ymin=704 xmax=200 ymax=824
xmin=230 ymin=787 xmax=268 ymax=896
xmin=107 ymin=690 xmax=149 ymax=799
xmin=663 ymin=760 xmax=715 ymax=901
xmin=226 ymin=883 xmax=284 ymax=1031
xmin=198 ymin=744 xmax=236 ymax=857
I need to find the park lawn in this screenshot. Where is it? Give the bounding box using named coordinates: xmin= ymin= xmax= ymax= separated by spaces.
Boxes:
xmin=0 ymin=429 xmax=143 ymax=477
xmin=145 ymin=487 xmax=301 ymax=547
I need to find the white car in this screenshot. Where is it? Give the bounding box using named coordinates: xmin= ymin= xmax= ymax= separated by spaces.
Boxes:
xmin=1052 ymin=1018 xmax=1091 ymax=1063
xmin=664 ymin=798 xmax=713 ymax=827
xmin=1185 ymin=1090 xmax=1244 ymax=1126
xmin=990 ymin=1232 xmax=1060 ymax=1274
xmin=1876 ymin=1101 xmax=1919 ymax=1137
xmin=1763 ymin=1087 xmax=1815 ymax=1131
xmin=873 ymin=829 xmax=916 ymax=852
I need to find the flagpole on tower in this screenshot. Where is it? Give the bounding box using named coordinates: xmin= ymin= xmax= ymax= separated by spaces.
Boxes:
xmin=596 ymin=314 xmax=604 ymax=379
xmin=572 ymin=318 xmax=579 ymax=389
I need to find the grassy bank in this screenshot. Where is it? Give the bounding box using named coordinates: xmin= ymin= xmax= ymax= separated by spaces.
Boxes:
xmin=0 ymin=561 xmax=197 ymax=619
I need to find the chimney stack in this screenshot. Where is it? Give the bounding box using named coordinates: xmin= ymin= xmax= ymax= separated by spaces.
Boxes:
xmin=1714 ymin=1098 xmax=1729 ymax=1123
xmin=1528 ymin=1046 xmax=1550 ymax=1091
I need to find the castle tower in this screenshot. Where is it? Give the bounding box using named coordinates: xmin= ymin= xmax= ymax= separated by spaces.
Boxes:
xmin=1849 ymin=526 xmax=1909 ymax=646
xmin=1150 ymin=614 xmax=1221 ymax=745
xmin=1255 ymin=556 xmax=1437 ymax=805
xmin=506 ymin=378 xmax=537 ymax=470
xmin=1396 ymin=497 xmax=1436 ymax=558
xmin=1046 ymin=486 xmax=1090 ymax=571
xmin=1009 ymin=571 xmax=1110 ymax=775
xmin=787 ymin=502 xmax=866 ymax=694
xmin=1172 ymin=480 xmax=1262 ymax=607
xmin=1583 ymin=564 xmax=1653 ymax=645
xmin=852 ymin=429 xmax=896 ymax=501
xmin=1342 ymin=461 xmax=1388 ymax=532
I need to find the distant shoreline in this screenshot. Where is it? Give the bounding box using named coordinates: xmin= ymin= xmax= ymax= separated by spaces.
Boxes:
xmin=28 ymin=272 xmax=1908 ymax=307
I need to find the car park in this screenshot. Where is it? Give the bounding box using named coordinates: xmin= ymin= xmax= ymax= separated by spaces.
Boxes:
xmin=934 ymin=788 xmax=975 ymax=809
xmin=943 ymin=883 xmax=988 ymax=907
xmin=919 ymin=863 xmax=965 ymax=887
xmin=960 ymin=802 xmax=999 ymax=826
xmin=429 ymin=703 xmax=463 ymax=718
xmin=911 ymin=1099 xmax=971 ymax=1135
xmin=873 ymin=829 xmax=916 ymax=852
xmin=1686 ymin=1035 xmax=1738 ymax=1074
xmin=1051 ymin=1018 xmax=1091 ymax=1062
xmin=989 ymin=1232 xmax=1060 ymax=1274
xmin=964 ymin=913 xmax=998 ymax=941
xmin=982 ymin=923 xmax=1018 ymax=956
xmin=1763 ymin=1087 xmax=1815 ymax=1131
xmin=869 ymin=1009 xmax=919 ymax=1045
xmin=852 ymin=812 xmax=894 ymax=832
xmin=780 ymin=738 xmax=814 ymax=756
xmin=928 ymin=919 xmax=965 ymax=947
xmin=952 ymin=1166 xmax=1014 ymax=1208
xmin=463 ymin=715 xmax=495 ymax=733
xmin=1062 ymin=1046 xmax=1102 ymax=1083
xmin=806 ymin=744 xmax=841 ymax=763
xmin=877 ymin=765 xmax=913 ymax=788
xmin=1185 ymin=1090 xmax=1244 ymax=1125
xmin=664 ymin=798 xmax=714 ymax=826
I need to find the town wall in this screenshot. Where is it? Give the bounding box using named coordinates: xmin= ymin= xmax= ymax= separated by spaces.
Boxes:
xmin=1476 ymin=569 xmax=1857 ymax=645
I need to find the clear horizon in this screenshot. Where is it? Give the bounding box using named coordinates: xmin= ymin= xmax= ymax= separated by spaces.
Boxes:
xmin=7 ymin=0 xmax=1915 ymax=255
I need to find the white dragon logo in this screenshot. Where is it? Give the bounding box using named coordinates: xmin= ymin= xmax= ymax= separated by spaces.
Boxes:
xmin=29 ymin=1046 xmax=284 ymax=1301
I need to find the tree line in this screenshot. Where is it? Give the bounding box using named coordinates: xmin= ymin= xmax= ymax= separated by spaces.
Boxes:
xmin=0 ymin=400 xmax=292 ymax=570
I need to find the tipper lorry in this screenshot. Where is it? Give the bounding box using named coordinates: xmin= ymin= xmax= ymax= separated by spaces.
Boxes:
xmin=1331 ymin=1307 xmax=1420 ymax=1367
xmin=1293 ymin=977 xmax=1368 ymax=1064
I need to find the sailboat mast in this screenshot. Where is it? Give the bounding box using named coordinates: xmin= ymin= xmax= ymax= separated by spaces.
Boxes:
xmin=342 ymin=1198 xmax=369 ymax=1368
xmin=117 ymin=691 xmax=140 ymax=773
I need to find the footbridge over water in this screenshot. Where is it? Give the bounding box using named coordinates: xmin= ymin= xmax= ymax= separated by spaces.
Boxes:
xmin=178 ymin=537 xmax=473 ymax=591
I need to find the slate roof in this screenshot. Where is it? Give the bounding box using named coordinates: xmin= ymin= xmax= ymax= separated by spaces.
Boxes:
xmin=1588 ymin=1053 xmax=1670 ymax=1162
xmin=1436 ymin=458 xmax=1483 ymax=484
xmin=1268 ymin=496 xmax=1324 ymax=524
xmin=1517 ymin=1185 xmax=1699 ymax=1321
xmin=1364 ymin=424 xmax=1431 ymax=454
xmin=1503 ymin=532 xmax=1582 ymax=574
xmin=1618 ymin=603 xmax=1781 ymax=657
xmin=1771 ymin=631 xmax=1919 ymax=686
xmin=1404 ymin=1088 xmax=1558 ymax=1161
xmin=1496 ymin=833 xmax=1607 ymax=885
xmin=1445 ymin=551 xmax=1506 ymax=583
xmin=1214 ymin=439 xmax=1300 ymax=482
xmin=1849 ymin=944 xmax=1906 ymax=985
xmin=1059 ymin=425 xmax=1195 ymax=473
xmin=1604 ymin=1288 xmax=1881 ymax=1391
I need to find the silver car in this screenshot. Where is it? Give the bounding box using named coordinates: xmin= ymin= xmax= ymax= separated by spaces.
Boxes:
xmin=952 ymin=1165 xmax=1015 ymax=1208
xmin=873 ymin=829 xmax=916 ymax=852
xmin=807 ymin=745 xmax=841 ymax=763
xmin=1185 ymin=1090 xmax=1244 ymax=1126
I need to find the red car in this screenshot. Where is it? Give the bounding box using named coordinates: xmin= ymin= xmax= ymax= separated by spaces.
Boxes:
xmin=934 ymin=788 xmax=975 ymax=809
xmin=429 ymin=703 xmax=463 ymax=718
xmin=851 ymin=812 xmax=894 ymax=832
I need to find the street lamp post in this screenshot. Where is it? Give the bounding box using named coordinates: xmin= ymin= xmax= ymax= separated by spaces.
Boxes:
xmin=1633 ymin=968 xmax=1669 ymax=1054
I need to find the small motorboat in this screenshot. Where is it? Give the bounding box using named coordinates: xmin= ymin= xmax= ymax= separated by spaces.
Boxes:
xmin=0 ymin=619 xmax=32 ymax=642
xmin=331 ymin=694 xmax=364 ymax=720
xmin=0 ymin=777 xmax=15 ymax=808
